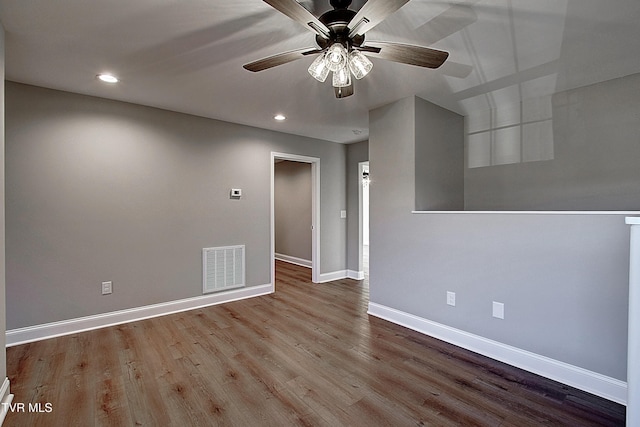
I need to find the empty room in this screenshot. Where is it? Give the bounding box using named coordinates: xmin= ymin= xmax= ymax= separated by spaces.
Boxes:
xmin=0 ymin=0 xmax=639 ymax=425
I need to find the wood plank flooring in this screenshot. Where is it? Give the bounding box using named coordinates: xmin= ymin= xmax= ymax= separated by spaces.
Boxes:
xmin=6 ymin=261 xmax=625 ymax=426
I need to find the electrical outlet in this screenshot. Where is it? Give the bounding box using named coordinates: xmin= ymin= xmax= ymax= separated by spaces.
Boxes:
xmin=493 ymin=301 xmax=504 ymax=319
xmin=447 ymin=291 xmax=456 ymax=306
xmin=101 ymin=281 xmax=113 ymax=295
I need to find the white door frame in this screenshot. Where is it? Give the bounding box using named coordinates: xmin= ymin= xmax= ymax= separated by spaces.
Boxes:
xmin=358 ymin=161 xmax=369 ymax=276
xmin=271 ymin=152 xmax=320 ymax=284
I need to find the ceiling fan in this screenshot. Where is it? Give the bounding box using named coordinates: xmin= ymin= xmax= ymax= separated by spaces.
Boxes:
xmin=243 ymin=0 xmax=449 ymax=98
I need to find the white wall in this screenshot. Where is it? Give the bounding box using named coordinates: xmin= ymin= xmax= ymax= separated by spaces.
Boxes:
xmin=369 ymin=95 xmax=630 ymax=403
xmin=414 ymin=97 xmax=464 ymax=210
xmin=465 ymin=73 xmax=640 ymax=210
xmin=5 ymin=82 xmax=347 ymax=330
xmin=0 ymin=22 xmax=7 ymax=381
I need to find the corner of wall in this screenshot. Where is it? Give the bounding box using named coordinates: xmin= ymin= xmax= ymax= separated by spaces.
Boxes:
xmin=0 ymin=23 xmax=11 ymax=426
xmin=1 ymin=19 xmax=9 ymax=384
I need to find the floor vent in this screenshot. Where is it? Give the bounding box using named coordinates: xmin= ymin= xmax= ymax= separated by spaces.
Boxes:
xmin=202 ymin=245 xmax=245 ymax=294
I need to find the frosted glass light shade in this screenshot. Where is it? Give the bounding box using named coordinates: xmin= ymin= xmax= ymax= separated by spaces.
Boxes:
xmin=326 ymin=43 xmax=348 ymax=72
xmin=348 ymin=50 xmax=373 ymax=80
xmin=308 ymin=53 xmax=330 ymax=82
xmin=332 ymin=64 xmax=351 ymax=88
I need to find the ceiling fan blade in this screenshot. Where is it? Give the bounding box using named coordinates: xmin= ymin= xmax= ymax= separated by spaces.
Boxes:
xmin=347 ymin=0 xmax=410 ymax=37
xmin=355 ymin=45 xmax=381 ymax=54
xmin=263 ymin=0 xmax=331 ymax=39
xmin=335 ymin=83 xmax=354 ymax=98
xmin=364 ymin=42 xmax=449 ymax=68
xmin=243 ymin=48 xmax=323 ymax=72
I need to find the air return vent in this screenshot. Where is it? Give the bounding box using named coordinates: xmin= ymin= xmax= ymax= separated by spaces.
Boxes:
xmin=202 ymin=245 xmax=245 ymax=294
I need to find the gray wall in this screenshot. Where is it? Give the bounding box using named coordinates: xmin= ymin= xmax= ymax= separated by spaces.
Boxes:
xmin=415 ymin=97 xmax=464 ymax=211
xmin=0 ymin=24 xmax=6 ymax=381
xmin=274 ymin=160 xmax=312 ymax=262
xmin=465 ymin=73 xmax=640 ymax=210
xmin=5 ymin=82 xmax=347 ymax=329
xmin=370 ymin=95 xmax=629 ymax=381
xmin=346 ymin=140 xmax=368 ymax=273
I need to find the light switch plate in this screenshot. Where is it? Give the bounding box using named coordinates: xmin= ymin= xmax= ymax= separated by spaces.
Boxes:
xmin=447 ymin=291 xmax=456 ymax=306
xmin=493 ymin=301 xmax=504 ymax=319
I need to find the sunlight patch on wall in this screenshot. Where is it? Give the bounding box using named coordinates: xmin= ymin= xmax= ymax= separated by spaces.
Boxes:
xmin=466 ymin=94 xmax=554 ymax=168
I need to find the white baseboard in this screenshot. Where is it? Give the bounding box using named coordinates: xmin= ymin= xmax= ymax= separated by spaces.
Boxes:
xmin=6 ymin=284 xmax=273 ymax=347
xmin=0 ymin=377 xmax=13 ymax=426
xmin=274 ymin=256 xmax=364 ymax=282
xmin=368 ymin=302 xmax=627 ymax=405
xmin=275 ymin=253 xmax=312 ymax=268
xmin=274 ymin=256 xmax=362 ymax=283
xmin=318 ymin=270 xmax=364 ymax=282
xmin=347 ymin=270 xmax=365 ymax=280
xmin=317 ymin=270 xmax=348 ymax=283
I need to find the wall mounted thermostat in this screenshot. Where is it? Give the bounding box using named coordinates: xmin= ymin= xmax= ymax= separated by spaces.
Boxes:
xmin=230 ymin=188 xmax=242 ymax=198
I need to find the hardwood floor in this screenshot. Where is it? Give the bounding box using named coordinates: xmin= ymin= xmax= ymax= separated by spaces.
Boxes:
xmin=6 ymin=261 xmax=625 ymax=426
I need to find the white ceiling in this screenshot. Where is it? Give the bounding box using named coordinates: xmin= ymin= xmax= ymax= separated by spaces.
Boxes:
xmin=1 ymin=0 xmax=640 ymax=143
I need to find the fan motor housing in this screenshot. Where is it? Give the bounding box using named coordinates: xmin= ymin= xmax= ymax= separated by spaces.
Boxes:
xmin=317 ymin=7 xmax=364 ymax=49
xmin=330 ymin=0 xmax=352 ymax=9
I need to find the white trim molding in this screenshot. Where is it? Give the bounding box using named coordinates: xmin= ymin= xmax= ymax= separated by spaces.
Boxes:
xmin=275 ymin=253 xmax=312 ymax=268
xmin=318 ymin=270 xmax=365 ymax=282
xmin=318 ymin=270 xmax=363 ymax=282
xmin=348 ymin=270 xmax=365 ymax=280
xmin=271 ymin=152 xmax=320 ymax=284
xmin=6 ymin=284 xmax=273 ymax=347
xmin=626 ymin=217 xmax=640 ymax=425
xmin=413 ymin=210 xmax=640 ymax=216
xmin=317 ymin=270 xmax=348 ymax=283
xmin=368 ymin=302 xmax=627 ymax=405
xmin=0 ymin=378 xmax=14 ymax=425
xmin=358 ymin=161 xmax=370 ymax=281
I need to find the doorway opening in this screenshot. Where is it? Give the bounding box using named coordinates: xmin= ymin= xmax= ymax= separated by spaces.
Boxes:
xmin=271 ymin=152 xmax=320 ymax=286
xmin=359 ymin=161 xmax=370 ymax=281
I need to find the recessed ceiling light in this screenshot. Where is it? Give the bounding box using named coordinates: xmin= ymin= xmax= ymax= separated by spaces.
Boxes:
xmin=274 ymin=114 xmax=286 ymax=121
xmin=97 ymin=73 xmax=119 ymax=83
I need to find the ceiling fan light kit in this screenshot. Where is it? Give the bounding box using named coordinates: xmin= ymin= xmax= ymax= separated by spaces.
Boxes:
xmin=244 ymin=0 xmax=450 ymax=98
xmin=307 ymin=43 xmax=373 ymax=87
xmin=308 ymin=53 xmax=331 ymax=82
xmin=348 ymin=50 xmax=373 ymax=80
xmin=332 ymin=62 xmax=352 ymax=87
xmin=326 ymin=43 xmax=348 ymax=71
